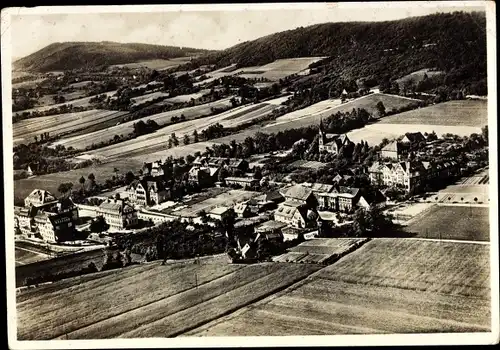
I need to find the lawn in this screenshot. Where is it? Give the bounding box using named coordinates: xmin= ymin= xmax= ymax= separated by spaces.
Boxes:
xmin=109 ymin=58 xmax=193 ymax=71
xmin=190 ymin=239 xmax=490 ymax=336
xmin=17 ymin=261 xmax=320 ymax=340
xmin=404 ymin=205 xmax=490 ymax=241
xmin=378 ymin=100 xmax=488 ymax=127
xmin=238 ymin=57 xmax=326 ymax=81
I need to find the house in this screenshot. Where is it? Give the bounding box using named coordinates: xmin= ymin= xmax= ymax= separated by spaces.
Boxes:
xmin=368 ymin=160 xmax=431 ymax=193
xmin=318 ymin=119 xmax=353 ymax=154
xmin=234 ymin=202 xmax=252 ymax=218
xmin=381 ymin=141 xmax=409 ymax=161
xmin=24 ymin=189 xmax=57 ymax=208
xmin=193 ymin=156 xmax=249 ymax=173
xmin=247 ymin=190 xmax=284 ymax=213
xmin=126 ymin=179 xmax=170 ymax=207
xmin=402 ymin=132 xmax=426 ymax=145
xmin=317 ymin=186 xmax=361 ymax=213
xmin=274 ymin=201 xmax=317 ymax=229
xmin=208 ymin=206 xmax=231 ymax=221
xmin=96 ymin=198 xmax=138 ymax=230
xmin=225 ymin=177 xmax=258 ymax=188
xmin=188 ymin=166 xmax=218 ymax=187
xmin=254 ymin=220 xmax=286 ymax=242
xmin=280 ymin=184 xmax=317 ymax=208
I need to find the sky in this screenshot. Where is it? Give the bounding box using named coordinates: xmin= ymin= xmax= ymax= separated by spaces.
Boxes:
xmin=9 ymin=3 xmax=486 ymax=59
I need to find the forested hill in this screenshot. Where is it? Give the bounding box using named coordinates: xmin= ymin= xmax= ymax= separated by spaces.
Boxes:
xmin=13 ymin=42 xmax=211 ymax=72
xmin=187 ymin=11 xmax=487 ymax=92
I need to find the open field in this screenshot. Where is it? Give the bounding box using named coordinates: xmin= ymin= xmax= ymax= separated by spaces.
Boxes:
xmin=161 ymin=90 xmax=210 ymax=103
xmin=273 ymin=238 xmax=368 ymax=264
xmin=68 ymin=80 xmax=95 ymax=89
xmin=12 ymin=78 xmax=47 ymax=89
xmin=269 ymin=93 xmax=421 ymax=129
xmin=396 ymin=68 xmax=444 ymax=86
xmin=54 ymin=97 xmax=234 ymax=150
xmin=131 ymin=91 xmax=170 ymax=106
xmin=190 ymin=239 xmax=490 ymax=336
xmin=13 ymin=158 xmax=144 ymax=204
xmin=17 ymin=261 xmax=320 ymax=340
xmin=404 ymin=205 xmax=490 ymax=241
xmin=109 ymin=58 xmax=193 ymax=70
xmin=14 ymin=90 xmax=117 ymax=115
xmin=346 ymin=123 xmax=482 ymax=146
xmin=236 ymin=57 xmax=326 ymax=81
xmin=71 ymin=96 xmax=286 ymax=160
xmin=174 ymin=189 xmax=262 ymax=217
xmin=14 ymin=110 xmax=129 ymax=146
xmin=379 ymin=100 xmax=488 ymax=127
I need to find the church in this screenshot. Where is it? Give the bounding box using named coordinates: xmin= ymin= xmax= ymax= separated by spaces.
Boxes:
xmin=318 ymin=119 xmax=353 ymax=154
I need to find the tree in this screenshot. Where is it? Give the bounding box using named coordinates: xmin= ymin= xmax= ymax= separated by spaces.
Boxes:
xmin=88 ymin=173 xmax=96 ymax=182
xmin=57 ymin=182 xmax=73 ymax=197
xmin=90 ymin=216 xmax=109 ymax=234
xmin=183 ymin=134 xmax=190 ymax=145
xmin=125 ymin=171 xmax=135 ymax=185
xmin=375 ymin=101 xmax=386 ymax=117
xmin=193 ymin=130 xmax=199 ymax=143
xmin=253 ymin=167 xmax=263 ymax=180
xmin=482 ymin=125 xmax=488 ymax=143
xmin=171 ymin=133 xmax=179 ymax=146
xmin=79 ymin=176 xmax=86 ymax=189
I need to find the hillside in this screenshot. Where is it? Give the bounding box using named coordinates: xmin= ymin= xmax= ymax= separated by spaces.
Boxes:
xmin=188 ymin=11 xmax=487 ymax=94
xmin=13 ymin=42 xmax=211 ymax=72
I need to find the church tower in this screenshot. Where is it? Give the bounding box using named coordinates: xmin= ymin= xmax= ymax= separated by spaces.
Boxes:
xmin=318 ymin=118 xmax=326 ymax=152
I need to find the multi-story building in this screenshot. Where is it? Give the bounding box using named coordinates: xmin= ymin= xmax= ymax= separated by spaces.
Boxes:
xmin=318 ymin=119 xmax=353 ymax=154
xmin=193 ymin=156 xmax=249 ymax=173
xmin=96 ymin=198 xmax=138 ymax=230
xmin=279 ymin=184 xmax=317 ymax=208
xmin=125 ymin=178 xmax=170 ymax=207
xmin=380 ymin=141 xmax=409 ymax=161
xmin=188 ymin=166 xmax=218 ymax=187
xmin=368 ymin=160 xmax=457 ymax=193
xmin=274 ymin=201 xmax=317 ymax=229
xmin=15 ymin=192 xmax=78 ymax=243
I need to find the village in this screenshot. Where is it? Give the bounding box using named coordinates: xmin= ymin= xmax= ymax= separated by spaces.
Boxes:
xmin=14 ymin=122 xmax=489 ymax=266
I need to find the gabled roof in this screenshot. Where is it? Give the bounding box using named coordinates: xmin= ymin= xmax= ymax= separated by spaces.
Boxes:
xmin=280 ymin=184 xmax=313 ymax=202
xmin=209 ymin=206 xmax=230 ymax=215
xmin=403 ymin=132 xmax=425 ymax=143
xmin=382 ymin=141 xmax=406 ymax=153
xmin=255 ymin=220 xmax=287 ymax=232
xmin=265 ymin=190 xmax=284 ymax=202
xmin=98 ymin=199 xmax=133 ymax=213
xmin=302 ymin=182 xmax=334 ymax=193
xmin=234 ymin=202 xmax=249 ymax=214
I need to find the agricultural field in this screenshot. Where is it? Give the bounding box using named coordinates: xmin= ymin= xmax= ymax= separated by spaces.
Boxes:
xmin=161 ymin=89 xmax=210 ymax=104
xmin=109 ymin=58 xmax=193 ymax=70
xmin=273 ymin=238 xmax=368 ymax=264
xmin=190 ymin=239 xmax=490 ymax=336
xmin=378 ymin=99 xmax=488 ymax=127
xmin=270 ymin=93 xmax=421 ymax=130
xmin=14 ymin=90 xmax=117 ymax=115
xmin=173 ymin=189 xmax=262 ymax=218
xmin=130 ymin=91 xmax=170 ymax=106
xmin=236 ymin=57 xmax=326 ymax=81
xmin=68 ymin=80 xmax=95 ymax=89
xmin=289 ymin=160 xmax=328 ymax=169
xmin=395 ymin=68 xmax=444 ymax=86
xmin=17 ymin=261 xmax=320 ymax=340
xmin=54 ymin=97 xmax=235 ymax=150
xmin=404 ymin=205 xmax=490 ymax=241
xmin=14 ymin=110 xmax=129 ymax=146
xmin=345 ymin=123 xmax=482 ymax=146
xmin=12 ymin=78 xmax=48 ymax=89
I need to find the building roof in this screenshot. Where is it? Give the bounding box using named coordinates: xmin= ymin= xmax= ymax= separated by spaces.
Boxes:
xmin=226 ymin=176 xmax=256 ymax=183
xmin=25 ymin=189 xmax=57 ymax=205
xmin=265 ymin=190 xmax=284 ymax=202
xmin=325 ymin=134 xmax=351 ymax=147
xmin=98 ymin=199 xmax=133 ymax=213
xmin=403 ymin=132 xmax=425 ymax=143
xmin=234 ymin=202 xmax=249 ymax=214
xmin=382 ymin=141 xmax=407 ymax=153
xmin=280 ymin=184 xmax=313 ymax=202
xmin=209 ymin=206 xmax=230 ymax=215
xmin=255 ymin=220 xmax=287 ymax=232
xmin=302 ymin=182 xmax=334 ymax=193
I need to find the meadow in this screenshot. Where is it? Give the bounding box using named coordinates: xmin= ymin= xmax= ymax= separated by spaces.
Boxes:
xmin=395 ymin=68 xmax=444 ymax=86
xmin=17 ymin=261 xmax=320 ymax=339
xmin=378 ymin=99 xmax=488 ymax=127
xmin=190 ymin=239 xmax=490 ymax=336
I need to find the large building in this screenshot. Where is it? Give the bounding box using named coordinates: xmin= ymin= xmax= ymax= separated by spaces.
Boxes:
xmin=380 ymin=141 xmax=409 ymax=161
xmin=315 ymin=186 xmax=385 ymax=213
xmin=96 ymin=198 xmax=138 ymax=230
xmin=279 ymin=184 xmax=317 ymax=207
xmin=125 ymin=178 xmax=170 ymax=207
xmin=318 ymin=119 xmax=353 ymax=154
xmin=193 ymin=156 xmax=249 ymax=173
xmin=15 ymin=193 xmax=78 ymax=243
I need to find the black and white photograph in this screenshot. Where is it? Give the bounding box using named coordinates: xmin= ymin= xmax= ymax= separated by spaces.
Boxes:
xmin=2 ymin=2 xmax=498 ymax=348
